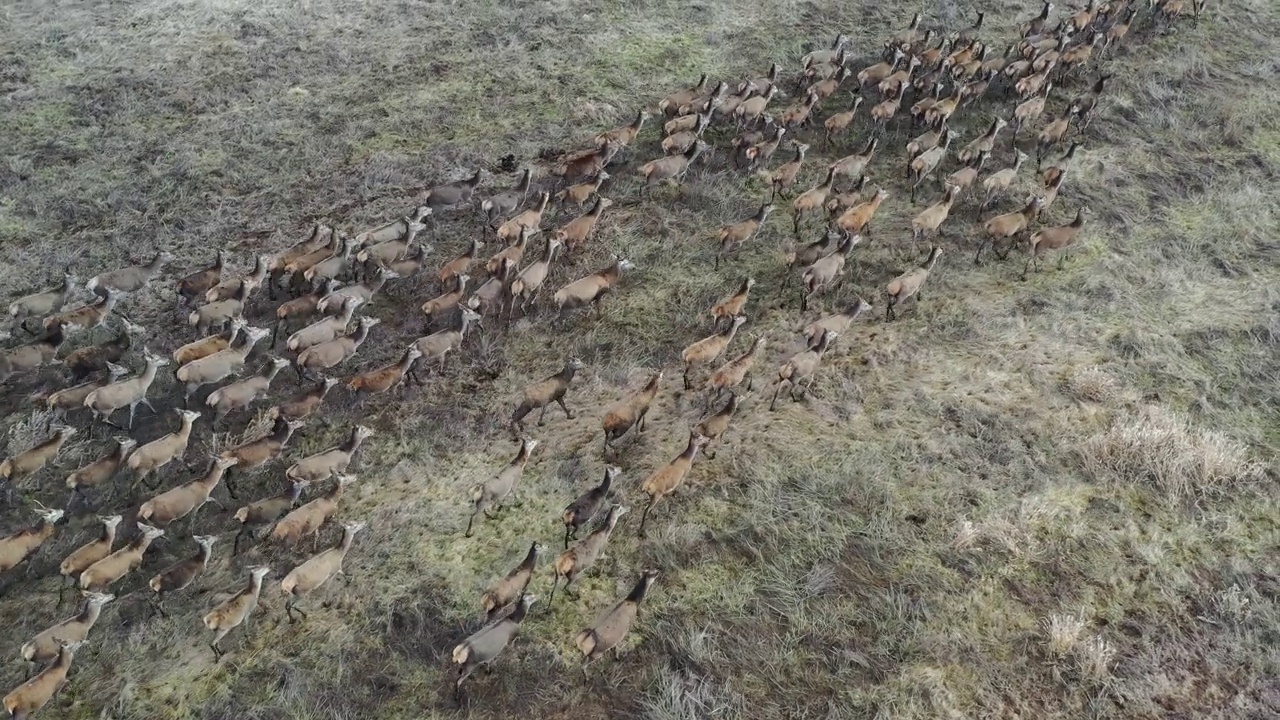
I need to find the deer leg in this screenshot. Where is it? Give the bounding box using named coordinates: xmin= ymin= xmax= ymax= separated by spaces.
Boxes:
xmin=637 ymin=497 xmax=656 ymax=538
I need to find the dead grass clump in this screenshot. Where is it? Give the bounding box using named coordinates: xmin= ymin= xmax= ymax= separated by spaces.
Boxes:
xmin=1066 ymin=365 xmax=1121 ymax=404
xmin=572 ymin=101 xmax=618 ymax=124
xmin=1209 ymin=584 xmax=1254 ymax=625
xmin=209 ymin=406 xmax=279 ymax=455
xmin=802 ymin=563 xmax=837 ymax=597
xmin=202 ymin=644 xmax=401 ymax=720
xmin=199 ymin=696 xmax=285 ymax=720
xmin=953 ymin=513 xmax=1041 ymax=562
xmin=950 ymin=519 xmax=980 ymax=552
xmin=976 ymin=517 xmax=1044 ymax=561
xmin=877 ymin=665 xmax=966 ymax=720
xmin=5 ymin=408 xmax=57 ymax=454
xmin=642 ymin=667 xmax=743 ymax=720
xmin=1075 ymin=634 xmax=1117 ymax=684
xmin=1079 ymin=407 xmax=1263 ymax=499
xmin=1041 ymin=612 xmax=1088 ymax=659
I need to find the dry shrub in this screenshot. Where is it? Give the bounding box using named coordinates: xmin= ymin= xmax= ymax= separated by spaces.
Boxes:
xmin=1067 ymin=365 xmax=1120 ymax=404
xmin=1079 ymin=407 xmax=1263 ymax=499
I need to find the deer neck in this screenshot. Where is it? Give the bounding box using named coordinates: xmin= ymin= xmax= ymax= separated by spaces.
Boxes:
xmin=626 ymin=576 xmax=654 ymax=603
xmin=81 ymin=601 xmax=105 ymax=625
xmin=200 ymin=463 xmax=229 ymax=492
xmin=133 ymin=534 xmax=157 ymax=555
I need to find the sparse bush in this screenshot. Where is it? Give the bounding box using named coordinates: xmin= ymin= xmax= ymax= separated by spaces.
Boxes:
xmin=1079 ymin=407 xmax=1263 ymax=499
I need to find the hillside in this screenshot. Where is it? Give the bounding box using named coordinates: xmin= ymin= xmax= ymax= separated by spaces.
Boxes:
xmin=1 ymin=1 xmax=1277 ymax=719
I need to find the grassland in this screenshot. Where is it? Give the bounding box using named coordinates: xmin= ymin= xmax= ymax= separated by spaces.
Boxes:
xmin=1 ymin=0 xmax=1278 ymax=718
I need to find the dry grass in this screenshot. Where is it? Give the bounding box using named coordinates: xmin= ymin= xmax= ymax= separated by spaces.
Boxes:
xmin=5 ymin=409 xmax=58 ymax=454
xmin=1066 ymin=365 xmax=1123 ymax=405
xmin=1080 ymin=405 xmax=1265 ymax=499
xmin=1210 ymin=584 xmax=1255 ymax=626
xmin=1043 ymin=612 xmax=1088 ymax=659
xmin=643 ymin=667 xmax=744 ymax=720
xmin=0 ymin=0 xmax=1278 ymax=719
xmin=1075 ymin=635 xmax=1118 ymax=684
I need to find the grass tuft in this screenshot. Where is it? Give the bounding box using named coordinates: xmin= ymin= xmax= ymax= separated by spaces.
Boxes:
xmin=1066 ymin=365 xmax=1122 ymax=404
xmin=1079 ymin=406 xmax=1264 ymax=499
xmin=1209 ymin=584 xmax=1254 ymax=626
xmin=1074 ymin=635 xmax=1117 ymax=684
xmin=1042 ymin=612 xmax=1088 ymax=660
xmin=642 ymin=667 xmax=743 ymax=720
